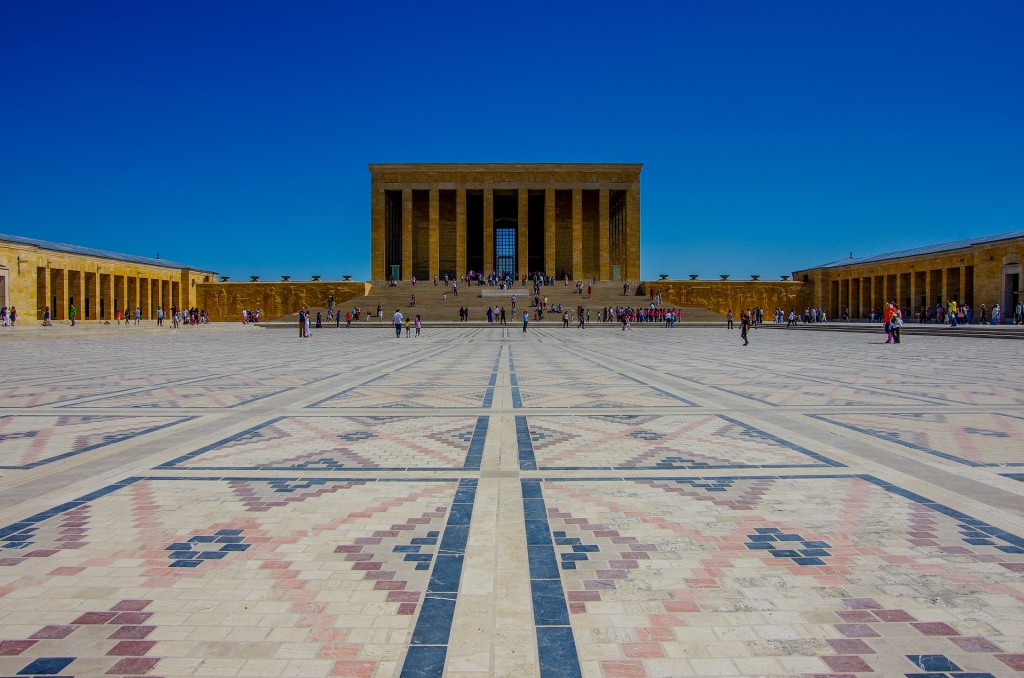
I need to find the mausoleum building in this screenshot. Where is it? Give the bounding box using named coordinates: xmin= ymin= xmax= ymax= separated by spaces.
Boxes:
xmin=369 ymin=163 xmax=642 ymax=283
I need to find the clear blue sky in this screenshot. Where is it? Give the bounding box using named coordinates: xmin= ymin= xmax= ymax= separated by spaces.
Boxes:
xmin=2 ymin=1 xmax=1022 ymax=281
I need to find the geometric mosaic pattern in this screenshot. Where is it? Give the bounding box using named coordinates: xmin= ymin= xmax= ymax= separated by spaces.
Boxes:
xmin=62 ymin=384 xmax=293 ymax=409
xmin=2 ymin=325 xmax=1022 ymax=677
xmin=529 ymin=475 xmax=1024 ymax=678
xmin=813 ymin=412 xmax=1024 ymax=467
xmin=160 ymin=415 xmax=488 ymax=470
xmin=517 ymin=414 xmax=842 ymax=470
xmin=0 ymin=414 xmax=191 ymax=469
xmin=0 ymin=476 xmax=470 ymax=677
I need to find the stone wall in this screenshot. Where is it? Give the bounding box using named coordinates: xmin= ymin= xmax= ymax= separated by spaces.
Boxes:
xmin=652 ymin=279 xmax=810 ymax=315
xmin=196 ymin=281 xmax=370 ymax=322
xmin=0 ymin=240 xmax=211 ymax=321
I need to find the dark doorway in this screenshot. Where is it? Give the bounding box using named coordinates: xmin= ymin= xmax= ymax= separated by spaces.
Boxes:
xmin=495 ymin=226 xmax=516 ymax=278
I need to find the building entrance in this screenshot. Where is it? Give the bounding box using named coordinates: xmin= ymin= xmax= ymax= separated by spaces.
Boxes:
xmin=495 ymin=225 xmax=516 ymax=278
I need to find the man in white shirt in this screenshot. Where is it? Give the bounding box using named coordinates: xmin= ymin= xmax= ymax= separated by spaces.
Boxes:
xmin=392 ymin=310 xmax=403 ymax=338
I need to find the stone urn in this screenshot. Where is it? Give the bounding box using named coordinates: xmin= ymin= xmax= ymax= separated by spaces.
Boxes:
xmin=720 ymin=274 xmax=730 ymax=281
xmin=750 ymin=274 xmax=760 ymax=281
xmin=219 ymin=276 xmax=230 ymax=282
xmin=658 ymin=274 xmax=669 ymax=280
xmin=342 ymin=275 xmax=352 ymax=281
xmin=280 ymin=275 xmax=291 ymax=281
xmin=311 ymin=275 xmax=321 ymax=281
xmin=250 ymin=275 xmax=260 ymax=282
xmin=780 ymin=275 xmax=790 ymax=281
xmin=688 ymin=274 xmax=699 ymax=280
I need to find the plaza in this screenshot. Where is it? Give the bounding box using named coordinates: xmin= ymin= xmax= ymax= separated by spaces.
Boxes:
xmin=0 ymin=325 xmax=1022 ymax=677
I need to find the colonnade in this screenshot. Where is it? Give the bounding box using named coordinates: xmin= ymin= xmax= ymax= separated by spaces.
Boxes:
xmin=827 ymin=264 xmax=974 ymax=319
xmin=370 ymin=164 xmax=642 ymax=284
xmin=35 ymin=265 xmax=183 ymax=321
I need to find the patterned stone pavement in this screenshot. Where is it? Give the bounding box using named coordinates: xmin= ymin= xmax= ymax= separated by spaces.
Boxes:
xmin=0 ymin=324 xmax=1021 ymax=677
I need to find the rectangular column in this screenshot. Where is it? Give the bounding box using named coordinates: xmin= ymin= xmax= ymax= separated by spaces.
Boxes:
xmin=571 ymin=188 xmax=583 ymax=280
xmin=544 ymin=187 xmax=555 ymax=276
xmin=598 ymin=189 xmax=610 ymax=281
xmin=371 ymin=189 xmax=385 ymax=281
xmin=40 ymin=267 xmax=51 ymax=320
xmin=909 ymin=271 xmax=917 ymax=312
xmin=71 ymin=269 xmax=84 ymax=320
xmin=429 ymin=188 xmax=440 ymax=281
xmin=402 ymin=189 xmax=413 ymax=281
xmin=626 ymin=185 xmax=641 ymax=281
xmin=101 ymin=273 xmax=113 ymax=319
xmin=456 ymin=189 xmax=467 ymax=279
xmin=517 ymin=189 xmax=529 ymax=279
xmin=483 ymin=188 xmax=494 ymax=276
xmin=958 ymin=266 xmax=966 ymax=303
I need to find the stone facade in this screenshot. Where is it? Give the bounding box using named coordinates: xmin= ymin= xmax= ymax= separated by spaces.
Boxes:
xmin=655 ymin=280 xmax=810 ymax=316
xmin=793 ymin=232 xmax=1024 ymax=320
xmin=369 ymin=163 xmax=642 ymax=283
xmin=196 ymin=281 xmax=369 ymax=322
xmin=0 ymin=235 xmax=214 ymax=321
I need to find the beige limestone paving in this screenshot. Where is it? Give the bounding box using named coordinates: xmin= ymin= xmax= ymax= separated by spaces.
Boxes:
xmin=0 ymin=324 xmax=1021 ymax=677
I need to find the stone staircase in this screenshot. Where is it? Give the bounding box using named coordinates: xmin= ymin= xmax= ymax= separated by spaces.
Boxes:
xmin=277 ymin=281 xmax=723 ymax=324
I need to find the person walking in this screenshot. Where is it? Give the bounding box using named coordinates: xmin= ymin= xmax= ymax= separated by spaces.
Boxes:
xmin=740 ymin=311 xmax=750 ymax=346
xmin=393 ymin=309 xmax=403 ymax=338
xmin=522 ymin=311 xmax=529 ymax=333
xmin=135 ymin=306 xmax=141 ymax=324
xmin=726 ymin=310 xmax=733 ymax=330
xmin=69 ymin=304 xmax=76 ymax=327
xmin=414 ymin=314 xmax=422 ymax=337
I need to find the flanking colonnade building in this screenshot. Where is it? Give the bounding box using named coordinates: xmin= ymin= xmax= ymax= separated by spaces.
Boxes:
xmin=0 ymin=233 xmax=215 ymax=321
xmin=369 ymin=163 xmax=642 ymax=283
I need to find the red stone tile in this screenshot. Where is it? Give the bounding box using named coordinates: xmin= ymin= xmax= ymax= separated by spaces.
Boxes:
xmin=602 ymin=660 xmax=648 ymax=677
xmin=343 ymin=553 xmax=373 ymax=561
xmin=334 ymin=545 xmax=362 ymax=553
xmin=0 ymin=558 xmax=24 ymax=566
xmin=106 ymin=657 xmax=160 ymax=674
xmin=397 ymin=603 xmax=417 ymax=615
xmin=950 ymin=636 xmax=1003 ymax=652
xmin=0 ymin=639 xmax=37 ymax=655
xmin=373 ymin=581 xmax=406 ymax=590
xmin=911 ymin=621 xmax=960 ymax=636
xmin=622 ymin=642 xmax=665 ymax=658
xmin=826 ymin=639 xmax=875 ymax=654
xmin=568 ymin=591 xmax=601 ymax=602
xmin=636 ymin=627 xmax=675 ymax=642
xmin=112 ymin=600 xmax=152 ymax=612
xmin=109 ymin=626 xmax=156 ymax=640
xmin=996 ymin=654 xmax=1024 ymax=670
xmin=30 ymin=624 xmax=77 ymax=639
xmin=821 ymin=655 xmax=873 ymax=672
xmin=107 ymin=640 xmax=157 ymax=656
xmin=663 ymin=600 xmax=699 ymax=613
xmin=352 ymin=562 xmax=382 ymax=570
xmin=385 ymin=591 xmax=420 ymax=603
xmin=110 ymin=612 xmax=153 ymax=625
xmin=48 ymin=566 xmax=86 ymax=576
xmin=24 ymin=549 xmax=59 ymax=557
xmin=836 ymin=610 xmax=876 ymax=622
xmin=73 ymin=611 xmax=118 ymax=624
xmin=331 ymin=660 xmax=376 ymax=677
